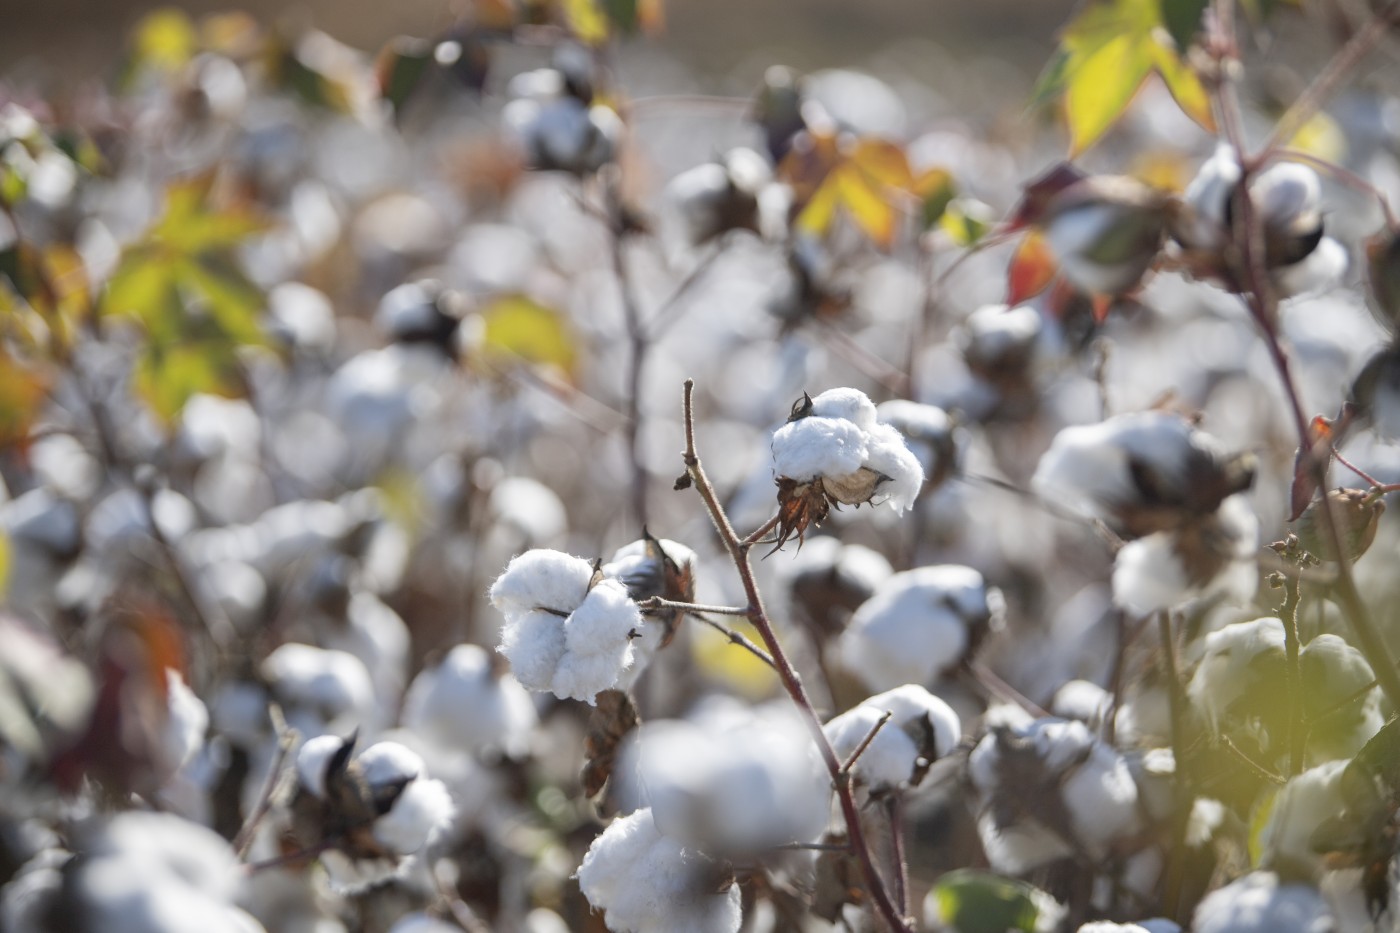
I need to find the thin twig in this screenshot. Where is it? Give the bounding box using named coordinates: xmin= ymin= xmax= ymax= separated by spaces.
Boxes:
xmin=685 ymin=611 xmax=777 ymax=669
xmin=1280 ymin=569 xmax=1306 ymax=777
xmin=1218 ymin=734 xmax=1288 ymax=787
xmin=243 ymin=837 xmax=340 ymax=873
xmin=234 ymin=706 xmax=298 ymax=857
xmin=433 ymin=864 xmax=491 ymax=933
xmin=964 ymin=661 xmax=1050 ymax=718
xmin=644 ymin=239 xmax=731 ymax=340
xmin=641 ymin=597 xmax=751 ymax=616
xmin=840 ymin=711 xmax=893 ymax=774
xmin=611 ymin=221 xmax=651 ymax=528
xmin=742 ymin=513 xmax=783 ymax=548
xmin=676 ymin=379 xmax=913 ymax=932
xmin=886 ymin=795 xmax=909 ymax=918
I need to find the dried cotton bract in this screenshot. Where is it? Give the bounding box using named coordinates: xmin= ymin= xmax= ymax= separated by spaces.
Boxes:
xmin=491 ymin=549 xmax=642 ymax=705
xmin=576 ymin=808 xmax=741 ymax=933
xmin=1032 ymin=411 xmax=1258 ymax=615
xmin=770 ymin=388 xmax=924 ymax=548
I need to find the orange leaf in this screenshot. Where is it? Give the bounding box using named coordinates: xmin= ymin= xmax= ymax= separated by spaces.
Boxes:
xmin=1007 ymin=232 xmax=1058 ymax=305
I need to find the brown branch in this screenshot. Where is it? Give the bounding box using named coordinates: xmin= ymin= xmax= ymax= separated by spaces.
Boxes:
xmin=840 ymin=710 xmax=893 ymax=774
xmin=685 ymin=611 xmax=777 ymax=669
xmin=234 ymin=705 xmax=298 ymax=857
xmin=676 ymin=379 xmax=913 ymax=932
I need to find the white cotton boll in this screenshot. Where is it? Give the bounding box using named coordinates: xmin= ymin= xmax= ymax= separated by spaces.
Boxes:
xmin=524 ymin=908 xmax=571 ymax=933
xmin=30 ymin=432 xmax=100 ymax=500
xmin=552 ymin=651 xmax=631 ymax=705
xmin=809 ymin=387 xmax=879 ymax=430
xmin=1275 ymin=236 xmax=1347 ymax=298
xmin=1258 ymin=760 xmax=1348 ymax=877
xmin=358 ymin=741 xmax=424 ymax=789
xmin=770 ymin=416 xmax=869 ymax=481
xmin=260 ymin=643 xmax=375 ymax=737
xmin=267 ymin=281 xmax=336 ymax=353
xmin=1184 ymin=144 xmax=1241 ymax=232
xmin=489 ymin=549 xmax=595 ymax=615
xmin=863 ymin=423 xmax=926 ymax=513
xmin=1251 ymin=163 xmax=1321 ymax=232
xmin=565 ymin=580 xmax=641 ymax=657
xmin=295 ymin=734 xmax=345 ymax=798
xmin=1188 ymin=616 xmax=1286 ymax=734
xmin=372 ymin=777 xmax=454 ymax=855
xmin=824 ymin=685 xmax=960 ymax=789
xmin=84 ymin=811 xmax=245 ymax=904
xmin=1192 ymin=872 xmax=1335 ymax=933
xmin=401 ymin=644 xmax=537 ymax=758
xmin=576 ymin=808 xmax=742 ymax=933
xmin=1112 ymin=533 xmax=1191 ymax=614
xmin=1052 ymin=680 xmax=1112 ymax=725
xmin=162 ymin=669 xmax=208 ymax=774
xmin=1059 ymin=740 xmax=1141 ymax=853
xmin=1078 ymin=924 xmax=1180 ymax=933
xmin=498 ymin=609 xmax=568 ymax=691
xmin=179 ymin=395 xmax=261 ymax=462
xmin=838 ymin=565 xmax=1002 ymax=691
xmin=975 ymin=810 xmax=1074 ymax=875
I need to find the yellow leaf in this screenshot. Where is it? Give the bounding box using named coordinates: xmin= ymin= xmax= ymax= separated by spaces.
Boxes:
xmin=1151 ymin=40 xmax=1216 ymax=133
xmin=836 ymin=165 xmax=900 ymax=249
xmin=0 ymin=531 xmax=9 ymax=598
xmin=794 ymin=172 xmax=844 ymax=241
xmin=690 ymin=620 xmax=777 ymax=700
xmin=373 ymin=468 xmax=426 ymax=537
xmin=1288 ymin=112 xmax=1347 ymax=164
xmin=1052 ymin=0 xmax=1215 ymax=156
xmin=131 ymin=8 xmax=198 ymax=73
xmin=849 ymin=139 xmax=914 ymax=191
xmin=560 ymin=0 xmax=610 ymax=45
xmin=478 ymin=295 xmax=576 ymax=374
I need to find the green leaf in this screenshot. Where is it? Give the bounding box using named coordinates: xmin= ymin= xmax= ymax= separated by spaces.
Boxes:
xmin=1042 ymin=0 xmax=1216 ymax=155
xmin=928 ymin=870 xmax=1059 ymax=933
xmin=376 ymin=36 xmax=434 ymax=113
xmin=1162 ymin=0 xmax=1210 ymax=50
xmin=917 ymin=168 xmax=957 ymax=230
xmin=134 ymin=327 xmax=246 ymax=425
xmin=940 ymin=198 xmax=993 ymax=247
xmin=478 ymin=295 xmax=576 ymax=374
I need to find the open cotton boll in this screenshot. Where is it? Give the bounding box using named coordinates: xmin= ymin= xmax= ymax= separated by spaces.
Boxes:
xmin=1187 ymin=616 xmax=1286 ymax=736
xmin=809 ymin=386 xmax=879 ymax=429
xmin=1111 ymin=493 xmax=1257 ymax=614
xmin=1251 ymin=162 xmax=1321 ymax=234
xmin=863 ymin=423 xmax=926 ymax=513
xmin=823 ymin=685 xmax=960 ymax=789
xmin=770 ymin=416 xmax=868 ymax=481
xmin=371 ymin=775 xmax=455 ymax=854
xmin=260 ymin=643 xmax=375 ymax=738
xmin=295 ymin=733 xmax=344 ymax=798
xmin=161 ymin=669 xmax=208 ymax=776
xmin=401 ymin=644 xmax=537 ymax=758
xmin=490 ymin=477 xmax=568 ymax=544
xmin=1275 ymin=236 xmax=1347 ymax=297
xmin=499 ymin=609 xmax=568 ymax=691
xmin=837 ymin=565 xmax=1003 ymax=691
xmin=618 ymin=706 xmax=829 ymax=855
xmin=1192 ymin=872 xmax=1335 ymax=933
xmin=1078 ymin=923 xmax=1181 ymax=933
xmin=489 ymin=549 xmax=595 ymax=616
xmin=969 ymin=718 xmax=1140 ymax=874
xmin=1052 ymin=680 xmax=1112 ymax=725
xmin=576 ymin=808 xmax=742 ymax=933
xmin=1258 ymin=760 xmax=1348 ymax=878
xmin=358 ymin=741 xmax=424 ymax=789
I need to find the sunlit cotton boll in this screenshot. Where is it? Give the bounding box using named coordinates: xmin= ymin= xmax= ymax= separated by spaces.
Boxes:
xmin=260 ymin=643 xmax=375 ymax=739
xmin=968 ymin=717 xmax=1141 ymax=875
xmin=71 ymin=811 xmax=264 ymax=933
xmin=772 ymin=387 xmax=925 ymax=513
xmin=1077 ymin=923 xmax=1181 ymax=933
xmin=1187 ymin=616 xmax=1286 ymax=737
xmin=1110 ymin=493 xmax=1259 ymax=614
xmin=401 ymin=644 xmax=537 ymax=758
xmin=836 ymin=564 xmax=1003 ymax=692
xmin=491 ymin=549 xmax=641 ymax=704
xmin=576 ymin=807 xmax=741 ymax=933
xmin=823 ymin=685 xmax=960 ymax=790
xmin=1192 ymin=872 xmax=1336 ymax=933
xmin=1257 ymin=760 xmax=1349 ymax=879
xmin=617 ymin=705 xmax=829 ymax=856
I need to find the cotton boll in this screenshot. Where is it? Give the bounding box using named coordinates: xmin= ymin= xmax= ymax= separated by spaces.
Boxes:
xmin=1187 ymin=617 xmax=1287 ymax=736
xmin=1078 ymin=923 xmax=1181 ymax=933
xmin=296 ymin=733 xmax=345 ymax=798
xmin=809 ymin=387 xmax=879 ymax=430
xmin=267 ymin=281 xmax=337 ymax=354
xmin=371 ymin=776 xmax=455 ymax=854
xmin=823 ymin=685 xmax=960 ymax=790
xmin=2 ymin=487 xmax=80 ymax=556
xmin=1251 ymin=162 xmax=1321 ymax=237
xmin=576 ymin=808 xmax=742 ymax=933
xmin=1258 ymin=760 xmax=1349 ymax=878
xmin=1192 ymin=872 xmax=1335 ymax=933
xmin=1179 ymin=143 xmax=1241 ymax=250
xmin=490 ymin=477 xmax=568 ymax=543
xmin=1052 ymin=680 xmax=1112 ymax=726
xmin=1112 ymin=493 xmax=1258 ymax=614
xmin=260 ymin=643 xmax=375 ymax=738
xmin=770 ymin=416 xmax=868 ymax=481
xmin=1275 ymin=236 xmax=1347 ymax=298
xmin=161 ymin=669 xmax=208 ymax=775
xmin=357 ymin=741 xmax=424 ymax=790
xmin=489 ymin=549 xmax=595 ymax=615
xmin=401 ymin=644 xmax=537 ymax=758
xmin=838 ymin=565 xmax=1003 ymax=691
xmin=179 ymin=395 xmax=261 ymax=462
xmin=564 ymin=580 xmax=641 ymax=658
xmin=498 ymin=609 xmax=568 ymax=691
xmin=969 ymin=718 xmax=1140 ymax=874
xmin=862 ymin=423 xmax=926 ymax=513
xmin=388 ymin=914 xmax=460 ymax=933
xmin=30 ymin=432 xmax=100 ymax=500
xmin=877 ymin=399 xmax=960 ymax=486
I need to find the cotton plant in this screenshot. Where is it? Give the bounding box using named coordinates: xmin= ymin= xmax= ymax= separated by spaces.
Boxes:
xmin=836 ymin=564 xmax=1004 ymax=692
xmin=1032 ymin=410 xmax=1259 ymax=615
xmin=1191 ymin=872 xmax=1337 ymax=933
xmin=576 ymin=808 xmax=742 ymax=933
xmin=291 ymin=734 xmax=456 ymax=892
xmin=968 ymin=717 xmax=1142 ymax=875
xmin=769 ymin=387 xmax=925 ymax=547
xmin=490 ymin=549 xmax=643 ymax=704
